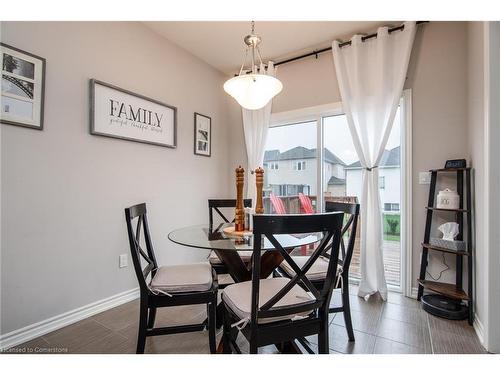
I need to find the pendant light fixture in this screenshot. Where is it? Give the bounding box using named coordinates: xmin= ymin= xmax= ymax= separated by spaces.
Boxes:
xmin=224 ymin=21 xmax=283 ymax=110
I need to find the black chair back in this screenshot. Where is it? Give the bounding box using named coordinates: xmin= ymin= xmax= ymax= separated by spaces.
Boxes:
xmin=251 ymin=212 xmax=344 ymax=326
xmin=324 ymin=201 xmax=360 ymax=274
xmin=208 ymin=199 xmax=252 ymax=228
xmin=125 ymin=203 xmax=158 ymax=293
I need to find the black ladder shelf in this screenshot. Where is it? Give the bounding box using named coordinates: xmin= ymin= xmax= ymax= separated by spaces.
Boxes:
xmin=416 ymin=167 xmax=474 ymax=325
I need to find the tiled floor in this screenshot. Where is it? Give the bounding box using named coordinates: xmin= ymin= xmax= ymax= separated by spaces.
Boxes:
xmin=7 ymin=285 xmax=486 ymax=354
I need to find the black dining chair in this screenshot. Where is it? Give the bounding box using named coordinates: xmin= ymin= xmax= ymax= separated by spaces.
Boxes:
xmin=125 ymin=203 xmax=218 ymax=354
xmin=277 ymin=201 xmax=360 ymax=343
xmin=221 ymin=212 xmax=344 ymax=354
xmin=208 ymin=199 xmax=253 ymax=277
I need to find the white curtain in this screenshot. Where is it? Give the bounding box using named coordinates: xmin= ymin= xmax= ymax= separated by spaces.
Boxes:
xmin=242 ymin=62 xmax=276 ymax=204
xmin=332 ymin=22 xmax=416 ymax=300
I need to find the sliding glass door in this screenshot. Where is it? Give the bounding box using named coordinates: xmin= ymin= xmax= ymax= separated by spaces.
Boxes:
xmin=267 ymin=93 xmax=410 ymax=292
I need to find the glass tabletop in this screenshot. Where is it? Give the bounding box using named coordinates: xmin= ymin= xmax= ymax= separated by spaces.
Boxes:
xmin=168 ymin=223 xmax=322 ymax=252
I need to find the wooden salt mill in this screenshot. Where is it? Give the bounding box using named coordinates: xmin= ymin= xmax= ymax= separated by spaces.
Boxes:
xmin=235 ymin=165 xmax=245 ymax=232
xmin=255 ymin=167 xmax=264 ymax=214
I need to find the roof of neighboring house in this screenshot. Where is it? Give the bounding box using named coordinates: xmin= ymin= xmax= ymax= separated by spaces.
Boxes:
xmin=264 ymin=146 xmax=346 ymax=166
xmin=345 ymin=146 xmax=400 ymax=169
xmin=327 ymin=176 xmax=346 ymax=186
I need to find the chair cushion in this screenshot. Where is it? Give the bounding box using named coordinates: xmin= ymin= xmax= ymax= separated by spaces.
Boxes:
xmin=150 ymin=262 xmax=213 ymax=293
xmin=222 ymin=277 xmax=314 ymax=324
xmin=280 ymin=256 xmax=342 ymax=281
xmin=208 ymin=251 xmax=253 ymax=264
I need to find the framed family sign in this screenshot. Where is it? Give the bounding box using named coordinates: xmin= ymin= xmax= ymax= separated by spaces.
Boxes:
xmin=194 ymin=112 xmax=211 ymax=157
xmin=1 ymin=43 xmax=46 ymax=130
xmin=90 ymin=79 xmax=177 ymax=148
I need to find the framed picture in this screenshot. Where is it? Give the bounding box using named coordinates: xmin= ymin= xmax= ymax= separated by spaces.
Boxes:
xmin=194 ymin=112 xmax=211 ymax=157
xmin=90 ymin=79 xmax=177 ymax=148
xmin=1 ymin=43 xmax=46 ymax=130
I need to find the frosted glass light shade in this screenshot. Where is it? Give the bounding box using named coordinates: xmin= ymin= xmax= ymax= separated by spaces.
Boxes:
xmin=224 ymin=73 xmax=283 ymax=110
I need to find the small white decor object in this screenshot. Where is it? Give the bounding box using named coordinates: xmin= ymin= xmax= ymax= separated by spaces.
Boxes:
xmin=430 ymin=222 xmax=466 ymax=251
xmin=436 ymin=188 xmax=460 ymax=209
xmin=438 ymin=222 xmax=459 ymax=241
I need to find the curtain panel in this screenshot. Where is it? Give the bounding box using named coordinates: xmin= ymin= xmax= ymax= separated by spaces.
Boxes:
xmin=332 ymin=22 xmax=416 ymax=300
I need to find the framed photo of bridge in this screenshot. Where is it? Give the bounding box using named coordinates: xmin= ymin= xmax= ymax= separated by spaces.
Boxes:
xmin=90 ymin=79 xmax=177 ymax=148
xmin=1 ymin=43 xmax=46 ymax=130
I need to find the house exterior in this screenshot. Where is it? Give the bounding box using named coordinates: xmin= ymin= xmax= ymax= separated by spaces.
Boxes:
xmin=263 ymin=146 xmax=346 ymax=196
xmin=344 ymin=146 xmax=401 ymax=212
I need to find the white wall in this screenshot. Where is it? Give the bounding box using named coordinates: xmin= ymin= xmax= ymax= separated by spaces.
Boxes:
xmin=486 ymin=21 xmax=500 ymax=354
xmin=0 ymin=22 xmax=235 ymax=335
xmin=467 ymin=21 xmax=488 ymax=348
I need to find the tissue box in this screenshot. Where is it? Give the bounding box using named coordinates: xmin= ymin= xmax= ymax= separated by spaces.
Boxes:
xmin=430 ymin=238 xmax=466 ymax=251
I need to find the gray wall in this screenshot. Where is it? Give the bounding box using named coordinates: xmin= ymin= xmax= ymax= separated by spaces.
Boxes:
xmin=231 ymin=22 xmax=471 ymax=291
xmin=0 ymin=22 xmax=235 ymax=334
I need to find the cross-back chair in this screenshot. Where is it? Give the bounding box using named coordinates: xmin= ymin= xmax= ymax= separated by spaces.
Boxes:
xmin=277 ymin=201 xmax=360 ymax=343
xmin=125 ymin=203 xmax=218 ymax=354
xmin=208 ymin=199 xmax=253 ymax=277
xmin=221 ymin=212 xmax=344 ymax=354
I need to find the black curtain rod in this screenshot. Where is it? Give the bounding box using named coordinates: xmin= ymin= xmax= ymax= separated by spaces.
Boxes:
xmin=273 ymin=21 xmax=428 ymax=67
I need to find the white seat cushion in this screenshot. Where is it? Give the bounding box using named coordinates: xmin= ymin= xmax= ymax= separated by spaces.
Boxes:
xmin=280 ymin=256 xmax=342 ymax=281
xmin=150 ymin=262 xmax=213 ymax=293
xmin=222 ymin=277 xmax=314 ymax=324
xmin=209 ymin=251 xmax=253 ymax=264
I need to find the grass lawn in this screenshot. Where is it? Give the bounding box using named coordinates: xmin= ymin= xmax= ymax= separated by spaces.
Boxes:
xmin=383 ymin=213 xmax=401 ymax=241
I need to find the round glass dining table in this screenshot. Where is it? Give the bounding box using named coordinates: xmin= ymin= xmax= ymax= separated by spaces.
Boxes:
xmin=168 ymin=223 xmax=322 ymax=282
xmin=168 ymin=223 xmax=322 ymax=354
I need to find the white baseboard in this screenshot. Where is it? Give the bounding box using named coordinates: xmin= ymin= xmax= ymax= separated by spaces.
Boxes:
xmin=410 ymin=287 xmax=419 ymax=299
xmin=473 ymin=313 xmax=486 ymax=349
xmin=0 ymin=288 xmax=139 ymax=350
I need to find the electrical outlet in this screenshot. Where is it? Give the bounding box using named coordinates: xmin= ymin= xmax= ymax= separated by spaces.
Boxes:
xmin=119 ymin=254 xmax=128 ymax=268
xmin=419 ymin=172 xmax=431 ymax=185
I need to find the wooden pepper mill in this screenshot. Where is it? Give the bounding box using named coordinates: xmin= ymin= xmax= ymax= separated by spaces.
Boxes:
xmin=235 ymin=165 xmax=245 ymax=232
xmin=255 ymin=167 xmax=264 ymax=214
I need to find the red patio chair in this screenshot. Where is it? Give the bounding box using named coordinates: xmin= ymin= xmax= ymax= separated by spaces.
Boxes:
xmin=298 ymin=193 xmax=315 ymax=214
xmin=269 ymin=192 xmax=286 ymax=214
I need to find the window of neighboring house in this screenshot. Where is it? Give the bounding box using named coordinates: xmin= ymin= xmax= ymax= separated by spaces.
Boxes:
xmin=384 ymin=203 xmax=400 ymax=211
xmin=379 ymin=176 xmax=385 ymax=189
xmin=293 ymin=161 xmax=306 ymax=171
xmin=269 ymin=162 xmax=279 ymax=170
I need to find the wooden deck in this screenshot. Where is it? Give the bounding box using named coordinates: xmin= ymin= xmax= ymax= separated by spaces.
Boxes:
xmin=350 ymin=240 xmax=401 ymax=286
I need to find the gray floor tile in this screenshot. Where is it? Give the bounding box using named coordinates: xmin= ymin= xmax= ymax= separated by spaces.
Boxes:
xmin=381 ymin=302 xmax=428 ymax=326
xmin=328 ymin=324 xmax=376 ymax=354
xmin=331 ymin=308 xmax=381 ymax=335
xmin=376 ymin=316 xmax=431 ymax=351
xmin=373 ymin=337 xmax=426 ymax=354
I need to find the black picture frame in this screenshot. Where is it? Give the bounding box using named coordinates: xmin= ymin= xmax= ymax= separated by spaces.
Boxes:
xmin=89 ymin=79 xmax=177 ymax=148
xmin=194 ymin=112 xmax=211 ymax=157
xmin=0 ymin=43 xmax=46 ymax=130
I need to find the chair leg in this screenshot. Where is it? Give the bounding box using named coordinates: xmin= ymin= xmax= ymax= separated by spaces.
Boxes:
xmin=136 ymin=297 xmax=148 ymax=354
xmin=147 ymin=307 xmax=156 ymax=329
xmin=208 ymin=297 xmax=217 ymax=354
xmin=341 ymin=277 xmax=355 ymax=342
xmin=317 ymin=309 xmax=329 ymax=354
xmin=222 ymin=305 xmax=232 ymax=354
xmin=249 ymin=338 xmax=258 ymax=354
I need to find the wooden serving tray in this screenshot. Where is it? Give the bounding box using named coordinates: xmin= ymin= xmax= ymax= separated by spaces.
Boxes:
xmin=223 ymin=226 xmax=252 ymax=237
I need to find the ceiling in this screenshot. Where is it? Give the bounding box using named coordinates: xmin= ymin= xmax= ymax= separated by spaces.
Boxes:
xmin=143 ymin=21 xmax=392 ymax=74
